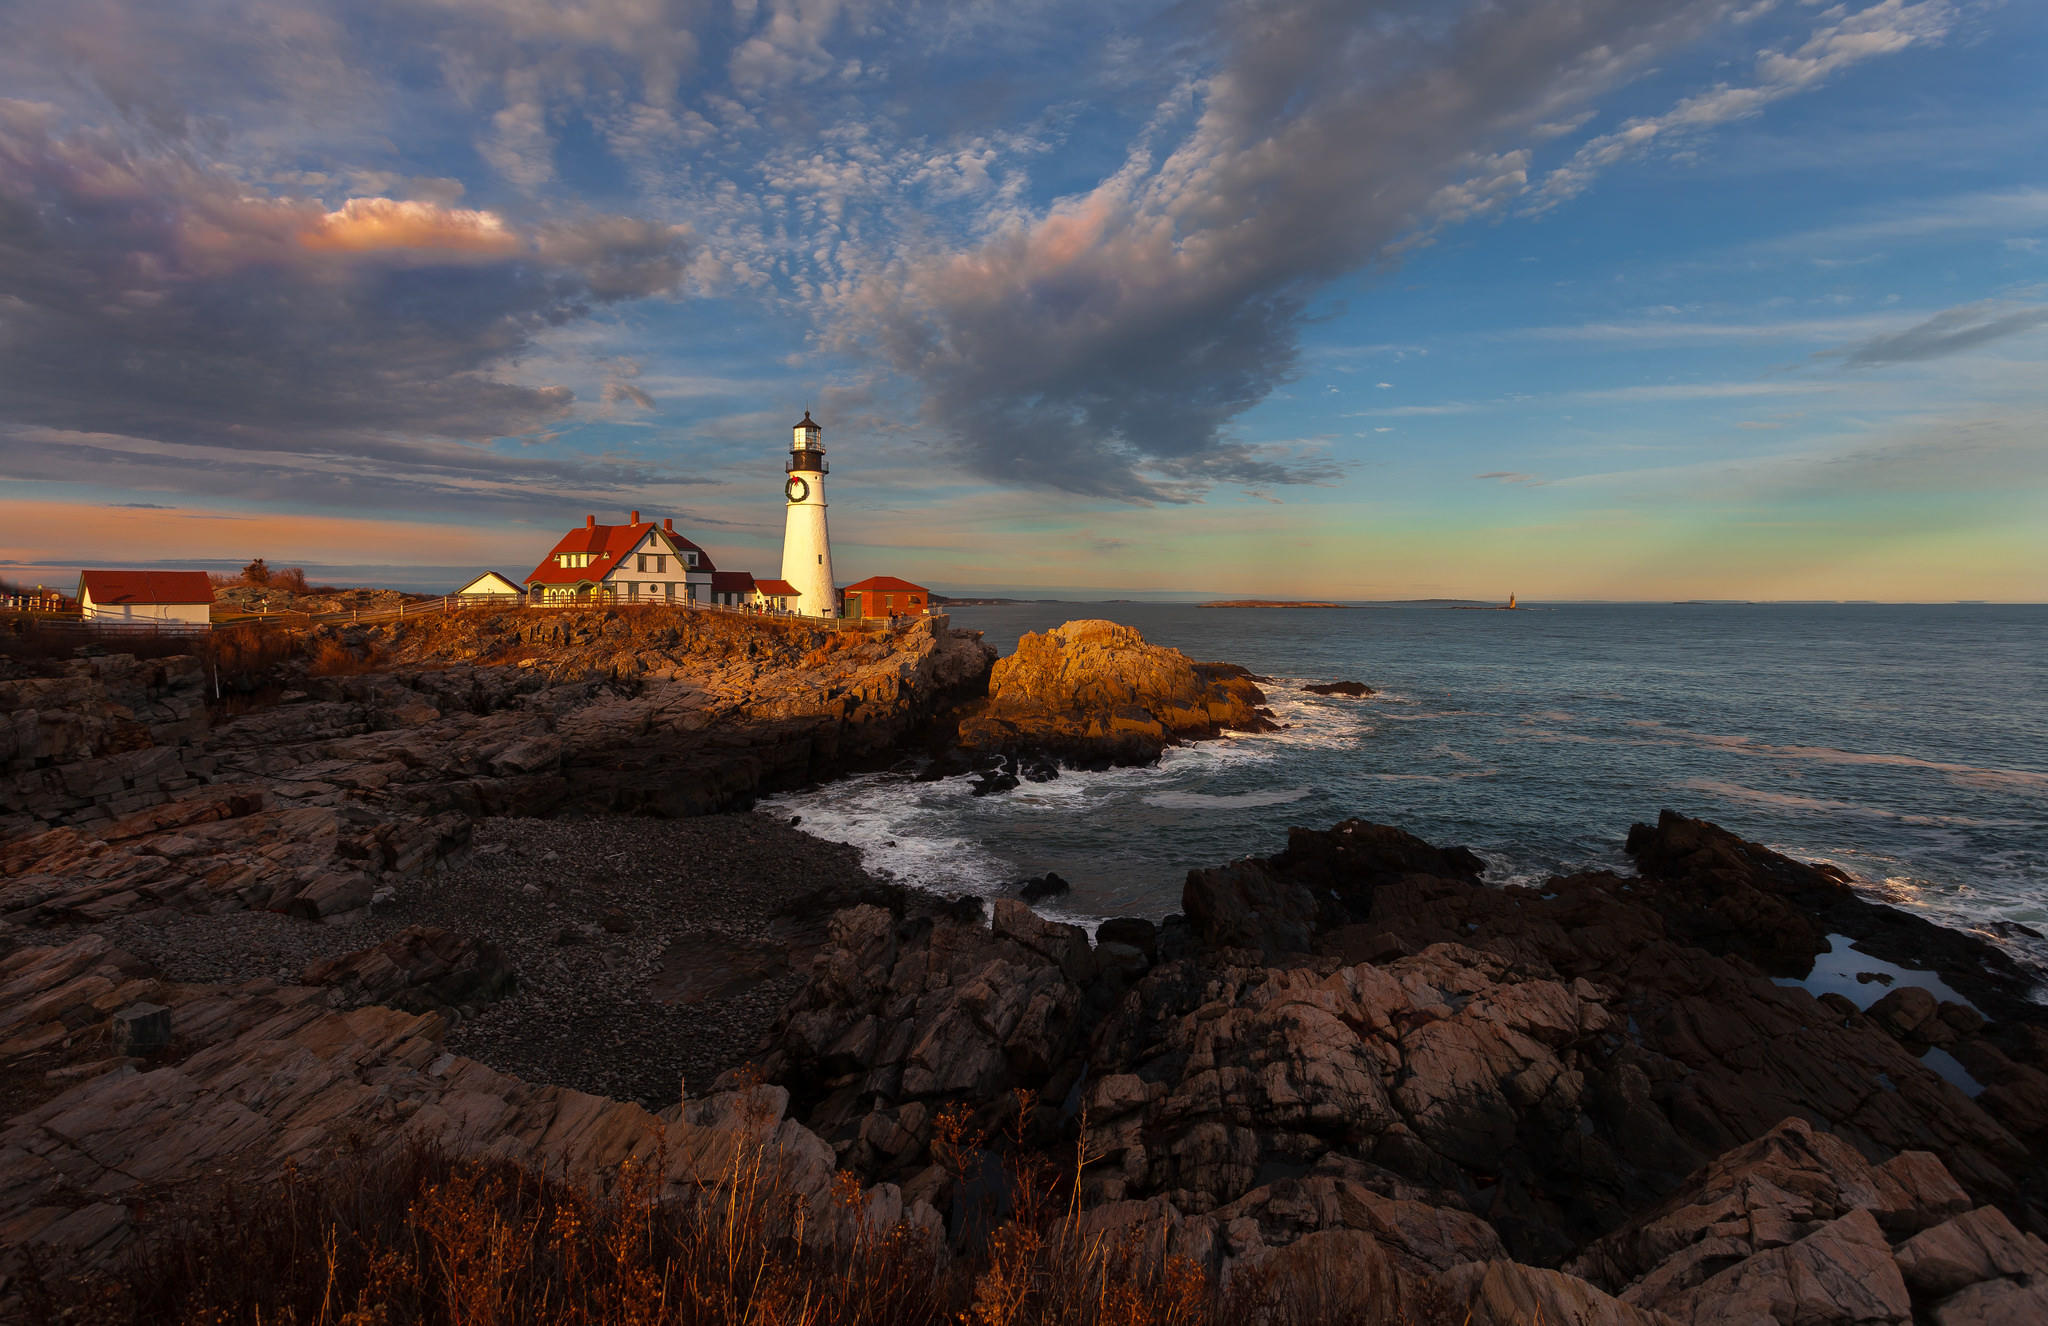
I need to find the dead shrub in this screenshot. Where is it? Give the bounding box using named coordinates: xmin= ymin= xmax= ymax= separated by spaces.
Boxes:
xmin=307 ymin=636 xmax=378 ymax=677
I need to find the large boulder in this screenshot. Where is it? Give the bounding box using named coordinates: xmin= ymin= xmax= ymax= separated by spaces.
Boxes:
xmin=956 ymin=620 xmax=1272 ymax=767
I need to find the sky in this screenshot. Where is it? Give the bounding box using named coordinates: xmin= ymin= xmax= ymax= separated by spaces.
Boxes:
xmin=1 ymin=0 xmax=2044 ymax=601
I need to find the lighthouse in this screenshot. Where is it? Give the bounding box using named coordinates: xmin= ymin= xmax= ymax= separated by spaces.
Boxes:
xmin=780 ymin=410 xmax=837 ymax=616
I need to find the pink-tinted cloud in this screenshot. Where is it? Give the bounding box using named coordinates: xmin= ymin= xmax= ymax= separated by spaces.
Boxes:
xmin=300 ymin=197 xmax=520 ymax=254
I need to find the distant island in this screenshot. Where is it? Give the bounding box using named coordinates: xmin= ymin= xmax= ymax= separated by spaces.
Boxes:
xmin=1200 ymin=599 xmax=1353 ymax=609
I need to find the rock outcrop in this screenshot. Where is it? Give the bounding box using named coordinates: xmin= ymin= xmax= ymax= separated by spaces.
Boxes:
xmin=301 ymin=924 xmax=515 ymax=1017
xmin=1 ymin=610 xmax=995 ymax=929
xmin=742 ymin=810 xmax=2048 ymax=1305
xmin=0 ymin=932 xmax=933 ymax=1277
xmin=954 ymin=619 xmax=1273 ymax=767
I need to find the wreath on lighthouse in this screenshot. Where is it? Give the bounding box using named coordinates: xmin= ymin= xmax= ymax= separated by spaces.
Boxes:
xmin=785 ymin=475 xmax=809 ymax=503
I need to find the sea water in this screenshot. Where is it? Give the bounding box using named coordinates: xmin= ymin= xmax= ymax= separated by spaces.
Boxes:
xmin=764 ymin=603 xmax=2047 ymax=972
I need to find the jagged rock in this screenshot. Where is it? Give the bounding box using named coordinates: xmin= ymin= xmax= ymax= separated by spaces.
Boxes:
xmin=1893 ymin=1206 xmax=2048 ymax=1302
xmin=1096 ymin=915 xmax=1157 ymax=957
xmin=1303 ymin=681 xmax=1374 ymax=697
xmin=1206 ymin=1174 xmax=1507 ymax=1277
xmin=109 ymin=1002 xmax=171 ymax=1055
xmin=1657 ymin=1207 xmax=1910 ymax=1325
xmin=1868 ymin=985 xmax=1949 ymax=1044
xmin=1623 ymin=809 xmax=1855 ymax=974
xmin=0 ymin=934 xmax=926 ymax=1276
xmin=301 ymin=926 xmax=515 ymax=1014
xmin=1441 ymin=1260 xmax=1675 ymax=1326
xmin=1183 ymin=820 xmax=1485 ymax=957
xmin=1570 ymin=1118 xmax=1971 ymax=1305
xmin=955 ymin=619 xmax=1272 ymax=766
xmin=1016 ymin=872 xmax=1069 ymax=903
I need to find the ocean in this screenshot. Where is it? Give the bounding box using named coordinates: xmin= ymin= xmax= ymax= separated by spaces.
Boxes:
xmin=764 ymin=603 xmax=2047 ymax=975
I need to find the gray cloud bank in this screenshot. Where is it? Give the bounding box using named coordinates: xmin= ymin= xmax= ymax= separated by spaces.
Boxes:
xmin=834 ymin=0 xmax=1751 ymax=500
xmin=0 ymin=98 xmax=691 ymax=509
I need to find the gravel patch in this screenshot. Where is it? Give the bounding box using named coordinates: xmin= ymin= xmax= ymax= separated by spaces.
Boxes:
xmin=87 ymin=812 xmax=900 ymax=1110
xmin=92 ymin=907 xmax=380 ymax=986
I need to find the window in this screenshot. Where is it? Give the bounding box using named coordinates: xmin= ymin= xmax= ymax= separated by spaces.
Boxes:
xmin=655 ymin=555 xmax=666 ymax=573
xmin=686 ymin=552 xmax=697 ymax=567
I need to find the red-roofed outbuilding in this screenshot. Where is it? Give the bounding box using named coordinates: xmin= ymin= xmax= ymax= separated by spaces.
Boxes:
xmin=76 ymin=570 xmax=215 ymax=629
xmin=708 ymin=570 xmax=755 ymax=607
xmin=841 ymin=575 xmax=931 ymax=619
xmin=752 ymin=578 xmax=799 ymax=612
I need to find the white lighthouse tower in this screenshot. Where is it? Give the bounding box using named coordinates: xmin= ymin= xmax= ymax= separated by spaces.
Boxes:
xmin=780 ymin=410 xmax=837 ymax=617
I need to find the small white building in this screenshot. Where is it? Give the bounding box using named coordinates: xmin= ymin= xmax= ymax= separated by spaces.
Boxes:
xmin=453 ymin=570 xmax=524 ymax=604
xmin=76 ymin=570 xmax=214 ymax=629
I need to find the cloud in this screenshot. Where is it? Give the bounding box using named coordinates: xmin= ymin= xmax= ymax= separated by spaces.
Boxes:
xmin=1836 ymin=302 xmax=2048 ymax=366
xmin=832 ymin=0 xmax=1743 ymax=500
xmin=0 ymin=102 xmax=693 ymax=481
xmin=1531 ymin=0 xmax=1957 ymax=211
xmin=300 ymin=197 xmax=520 ymax=254
xmin=599 ymin=359 xmax=659 ymax=415
xmin=1476 ymin=471 xmax=1543 ymax=485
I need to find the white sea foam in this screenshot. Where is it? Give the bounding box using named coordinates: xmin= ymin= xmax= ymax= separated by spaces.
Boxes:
xmin=761 ymin=775 xmax=1017 ymax=896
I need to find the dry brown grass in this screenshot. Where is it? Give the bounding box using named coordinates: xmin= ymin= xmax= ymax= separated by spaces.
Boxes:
xmin=9 ymin=1094 xmax=1451 ymax=1326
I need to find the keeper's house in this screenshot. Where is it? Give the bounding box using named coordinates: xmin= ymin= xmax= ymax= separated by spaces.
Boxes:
xmin=525 ymin=513 xmax=715 ymax=605
xmin=76 ymin=570 xmax=214 ymax=629
xmin=841 ymin=575 xmax=931 ymax=619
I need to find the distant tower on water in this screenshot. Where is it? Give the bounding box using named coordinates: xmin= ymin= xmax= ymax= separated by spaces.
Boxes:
xmin=780 ymin=410 xmax=836 ymax=616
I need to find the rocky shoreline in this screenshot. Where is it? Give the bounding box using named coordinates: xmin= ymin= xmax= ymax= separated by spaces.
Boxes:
xmin=726 ymin=809 xmax=2048 ymax=1319
xmin=5 ymin=612 xmax=2047 ymax=1321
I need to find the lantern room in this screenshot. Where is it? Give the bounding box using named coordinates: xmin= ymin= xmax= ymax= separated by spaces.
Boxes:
xmin=789 ymin=410 xmax=827 ymax=474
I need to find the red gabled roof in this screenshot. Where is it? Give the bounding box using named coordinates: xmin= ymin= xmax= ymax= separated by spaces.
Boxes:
xmin=78 ymin=570 xmax=214 ymax=606
xmin=525 ymin=520 xmax=715 ymax=587
xmin=843 ymin=575 xmax=927 ymax=594
xmin=752 ymin=578 xmax=799 ymax=596
xmin=709 ymin=571 xmax=755 ymax=593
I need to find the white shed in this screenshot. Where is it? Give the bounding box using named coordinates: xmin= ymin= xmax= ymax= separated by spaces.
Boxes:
xmin=77 ymin=570 xmax=215 ymax=629
xmin=454 ymin=570 xmax=524 ymax=603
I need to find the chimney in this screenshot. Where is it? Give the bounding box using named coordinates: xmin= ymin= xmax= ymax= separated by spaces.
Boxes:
xmin=662 ymin=518 xmax=673 ymax=533
xmin=630 ymin=510 xmax=641 ymax=525
xmin=585 ymin=514 xmax=595 ymax=529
